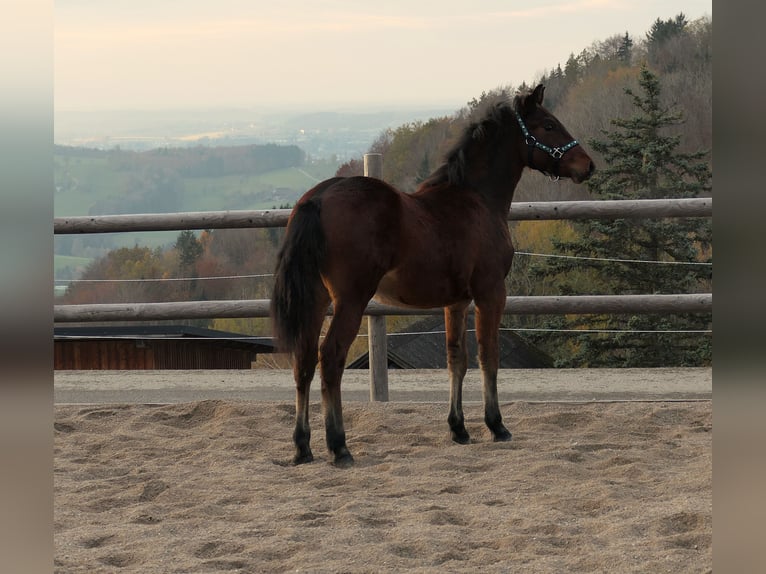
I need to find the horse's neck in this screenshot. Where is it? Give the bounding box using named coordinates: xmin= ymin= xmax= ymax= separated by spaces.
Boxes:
xmin=415 ymin=147 xmax=523 ymax=213
xmin=467 ymin=140 xmax=524 ymax=212
xmin=413 ymin=174 xmax=521 ymax=220
xmin=476 ymin=168 xmax=522 ymax=214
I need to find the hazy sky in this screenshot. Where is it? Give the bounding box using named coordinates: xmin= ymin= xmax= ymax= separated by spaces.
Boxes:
xmin=55 ymin=1 xmax=712 ymax=111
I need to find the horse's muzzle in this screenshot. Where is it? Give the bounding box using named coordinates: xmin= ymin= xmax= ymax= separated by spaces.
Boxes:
xmin=571 ymin=160 xmax=595 ymax=184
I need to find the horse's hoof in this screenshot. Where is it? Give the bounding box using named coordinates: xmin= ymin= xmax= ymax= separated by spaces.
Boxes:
xmin=293 ymin=451 xmax=314 ymax=465
xmin=332 ymin=452 xmax=354 ymax=468
xmin=451 ymin=430 xmax=471 ymax=445
xmin=492 ymin=428 xmax=513 ymax=442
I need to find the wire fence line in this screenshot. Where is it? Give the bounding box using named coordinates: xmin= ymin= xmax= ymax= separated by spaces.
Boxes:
xmin=514 ymin=251 xmax=712 ymax=266
xmin=54 ymin=273 xmax=274 ymax=284
xmin=345 ymin=327 xmax=713 ymax=337
xmin=54 ymin=251 xmax=712 ymax=285
xmin=54 ymin=327 xmax=713 ymax=342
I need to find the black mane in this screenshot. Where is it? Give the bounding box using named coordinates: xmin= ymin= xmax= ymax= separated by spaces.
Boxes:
xmin=418 ymin=98 xmax=520 ymax=190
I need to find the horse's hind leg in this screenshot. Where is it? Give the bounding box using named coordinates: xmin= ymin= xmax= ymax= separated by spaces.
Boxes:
xmin=319 ymin=300 xmax=366 ymax=467
xmin=445 ymin=303 xmax=471 ymax=444
xmin=292 ymin=290 xmax=330 ymax=465
xmin=475 ymin=291 xmax=512 ymax=441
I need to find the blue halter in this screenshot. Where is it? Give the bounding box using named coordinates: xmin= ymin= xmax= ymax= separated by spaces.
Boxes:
xmin=514 ymin=110 xmax=579 ymax=180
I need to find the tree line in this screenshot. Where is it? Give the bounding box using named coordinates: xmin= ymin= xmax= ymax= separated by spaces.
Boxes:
xmin=337 ymin=14 xmax=711 ymax=199
xmin=105 ymin=143 xmax=305 ymax=178
xmin=56 ymin=143 xmax=305 ymax=180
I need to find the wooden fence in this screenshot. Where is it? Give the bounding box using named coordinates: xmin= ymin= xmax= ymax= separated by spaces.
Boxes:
xmin=53 ymin=154 xmax=712 ymax=400
xmin=53 ymin=198 xmax=712 ymax=234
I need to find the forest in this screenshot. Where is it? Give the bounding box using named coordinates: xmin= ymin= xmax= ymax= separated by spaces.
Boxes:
xmin=58 ymin=14 xmax=712 ymax=368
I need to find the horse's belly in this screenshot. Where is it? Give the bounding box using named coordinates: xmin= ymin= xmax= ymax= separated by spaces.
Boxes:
xmin=373 ymin=271 xmax=418 ymax=308
xmin=373 ymin=269 xmax=470 ymax=309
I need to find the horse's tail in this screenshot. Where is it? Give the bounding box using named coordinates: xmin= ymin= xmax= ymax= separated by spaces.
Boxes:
xmin=270 ymin=198 xmax=327 ymax=355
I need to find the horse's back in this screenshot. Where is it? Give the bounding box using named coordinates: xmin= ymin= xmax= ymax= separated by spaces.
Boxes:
xmin=313 ymin=176 xmax=403 ymax=236
xmin=313 ymin=175 xmax=401 ymax=201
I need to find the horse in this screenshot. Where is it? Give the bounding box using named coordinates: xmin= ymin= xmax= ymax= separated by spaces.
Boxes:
xmin=271 ymin=84 xmax=594 ymax=467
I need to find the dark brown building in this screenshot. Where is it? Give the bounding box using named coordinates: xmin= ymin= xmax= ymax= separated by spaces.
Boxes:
xmin=54 ymin=326 xmax=275 ymax=370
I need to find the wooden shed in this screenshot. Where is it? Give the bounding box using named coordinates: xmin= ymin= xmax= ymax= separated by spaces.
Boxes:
xmin=347 ymin=315 xmax=553 ymax=369
xmin=54 ymin=326 xmax=276 ymax=370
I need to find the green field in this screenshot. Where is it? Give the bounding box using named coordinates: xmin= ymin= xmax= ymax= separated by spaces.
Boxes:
xmin=54 ymin=254 xmax=93 ymax=273
xmin=180 ymin=167 xmax=325 ymax=211
xmin=55 ymin=160 xmax=333 ymax=216
xmin=54 ymin=148 xmax=339 ymax=268
xmin=55 ymin=154 xmax=121 ymax=216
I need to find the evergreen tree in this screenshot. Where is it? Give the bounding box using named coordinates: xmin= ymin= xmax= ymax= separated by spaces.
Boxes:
xmin=646 ymin=13 xmax=689 ymax=72
xmin=616 ymin=32 xmax=633 ymax=64
xmin=174 ymin=230 xmax=203 ymax=271
xmin=526 ymin=65 xmax=712 ymax=367
xmin=647 ymin=13 xmax=688 ymax=46
xmin=564 ymin=53 xmax=581 ymax=85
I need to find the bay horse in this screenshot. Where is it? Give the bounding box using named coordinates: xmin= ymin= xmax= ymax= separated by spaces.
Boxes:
xmin=271 ymin=85 xmax=594 ymax=466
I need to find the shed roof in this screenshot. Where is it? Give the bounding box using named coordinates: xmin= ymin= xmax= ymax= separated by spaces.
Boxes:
xmin=54 ymin=325 xmax=276 ymax=354
xmin=347 ymin=315 xmax=553 ymax=369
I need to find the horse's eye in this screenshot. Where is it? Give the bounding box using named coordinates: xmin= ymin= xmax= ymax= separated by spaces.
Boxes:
xmin=544 ymin=122 xmax=555 ymax=132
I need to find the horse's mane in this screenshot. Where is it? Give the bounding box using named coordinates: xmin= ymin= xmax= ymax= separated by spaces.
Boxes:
xmin=419 ymin=95 xmax=524 ymax=190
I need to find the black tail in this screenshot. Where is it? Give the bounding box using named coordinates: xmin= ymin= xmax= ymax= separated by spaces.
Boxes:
xmin=271 ymin=198 xmax=326 ymax=355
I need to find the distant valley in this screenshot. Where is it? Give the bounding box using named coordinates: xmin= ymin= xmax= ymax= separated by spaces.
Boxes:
xmin=54 ymin=104 xmax=457 ymax=283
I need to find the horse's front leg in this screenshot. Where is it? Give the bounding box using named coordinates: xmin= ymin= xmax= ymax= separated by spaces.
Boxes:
xmin=445 ymin=303 xmax=470 ymax=443
xmin=475 ymin=291 xmax=512 ymax=442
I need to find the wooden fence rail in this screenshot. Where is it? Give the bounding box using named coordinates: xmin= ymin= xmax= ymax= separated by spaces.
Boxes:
xmin=53 ymin=197 xmax=712 ymax=234
xmin=53 ymin=294 xmax=712 ymax=323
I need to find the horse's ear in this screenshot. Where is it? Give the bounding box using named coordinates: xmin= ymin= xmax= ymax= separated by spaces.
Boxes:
xmin=522 ymin=84 xmax=545 ymax=113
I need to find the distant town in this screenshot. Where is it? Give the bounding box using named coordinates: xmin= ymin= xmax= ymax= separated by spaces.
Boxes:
xmin=55 ymin=105 xmax=458 ymax=161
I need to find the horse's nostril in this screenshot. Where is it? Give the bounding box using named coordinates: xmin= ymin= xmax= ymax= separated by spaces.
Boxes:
xmin=588 ymin=161 xmax=596 ymax=175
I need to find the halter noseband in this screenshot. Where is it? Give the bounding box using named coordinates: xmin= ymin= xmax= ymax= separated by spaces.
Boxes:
xmin=514 ymin=110 xmax=579 ymax=181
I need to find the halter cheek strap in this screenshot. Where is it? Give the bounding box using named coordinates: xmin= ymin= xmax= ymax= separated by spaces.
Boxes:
xmin=513 ymin=110 xmax=579 ymax=180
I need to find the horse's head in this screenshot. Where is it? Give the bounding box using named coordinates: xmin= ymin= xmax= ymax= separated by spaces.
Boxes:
xmin=514 ymin=84 xmax=595 ymax=183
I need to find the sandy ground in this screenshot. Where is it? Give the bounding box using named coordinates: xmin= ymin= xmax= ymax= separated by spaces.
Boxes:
xmin=54 ymin=369 xmax=711 ymax=573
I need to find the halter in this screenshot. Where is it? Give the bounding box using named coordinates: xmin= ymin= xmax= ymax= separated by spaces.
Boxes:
xmin=514 ymin=110 xmax=579 ymax=181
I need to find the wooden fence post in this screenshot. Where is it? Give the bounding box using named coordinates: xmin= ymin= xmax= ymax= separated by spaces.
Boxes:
xmin=363 ymin=153 xmax=389 ymax=401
